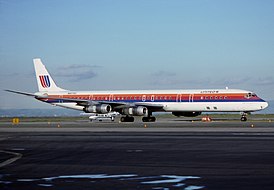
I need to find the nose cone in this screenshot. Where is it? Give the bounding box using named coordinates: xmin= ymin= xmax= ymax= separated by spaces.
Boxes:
xmin=261 ymin=101 xmax=269 ymax=110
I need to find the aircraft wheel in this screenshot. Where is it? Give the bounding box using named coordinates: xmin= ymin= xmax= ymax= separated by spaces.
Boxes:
xmin=241 ymin=116 xmax=247 ymax=122
xmin=142 ymin=117 xmax=156 ymax=122
xmin=129 ymin=117 xmax=134 ymax=122
xmin=121 ymin=116 xmax=134 ymax=122
xmin=150 ymin=117 xmax=156 ymax=122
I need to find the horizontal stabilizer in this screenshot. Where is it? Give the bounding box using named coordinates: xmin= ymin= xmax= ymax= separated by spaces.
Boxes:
xmin=5 ymin=89 xmax=36 ymax=97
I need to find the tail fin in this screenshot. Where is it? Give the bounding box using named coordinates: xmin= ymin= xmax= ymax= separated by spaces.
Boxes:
xmin=33 ymin=58 xmax=66 ymax=92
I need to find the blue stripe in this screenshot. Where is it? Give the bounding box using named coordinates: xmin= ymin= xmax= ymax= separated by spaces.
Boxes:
xmin=44 ymin=75 xmax=50 ymax=87
xmin=42 ymin=99 xmax=266 ymax=103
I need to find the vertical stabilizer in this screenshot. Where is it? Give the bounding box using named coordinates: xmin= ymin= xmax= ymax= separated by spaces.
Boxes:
xmin=33 ymin=58 xmax=66 ymax=92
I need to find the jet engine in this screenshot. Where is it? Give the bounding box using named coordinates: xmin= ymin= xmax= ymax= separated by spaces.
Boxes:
xmin=122 ymin=106 xmax=148 ymax=116
xmin=84 ymin=104 xmax=112 ymax=114
xmin=172 ymin=111 xmax=202 ymax=117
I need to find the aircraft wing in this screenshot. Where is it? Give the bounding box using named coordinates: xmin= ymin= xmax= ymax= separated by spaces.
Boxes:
xmin=47 ymin=97 xmax=164 ymax=111
xmin=50 ymin=97 xmax=126 ymax=107
xmin=5 ymin=91 xmax=164 ymax=112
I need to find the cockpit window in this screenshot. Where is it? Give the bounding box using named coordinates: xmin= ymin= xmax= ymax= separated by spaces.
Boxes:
xmin=245 ymin=93 xmax=251 ymax=98
xmin=245 ymin=93 xmax=257 ymax=99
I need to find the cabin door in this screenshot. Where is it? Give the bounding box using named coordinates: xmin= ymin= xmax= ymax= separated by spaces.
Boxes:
xmin=189 ymin=94 xmax=194 ymax=102
xmin=109 ymin=94 xmax=114 ymax=101
xmin=59 ymin=95 xmax=63 ymax=103
xmin=176 ymin=94 xmax=182 ymax=102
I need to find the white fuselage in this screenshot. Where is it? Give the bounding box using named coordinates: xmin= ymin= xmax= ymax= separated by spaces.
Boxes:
xmin=36 ymin=89 xmax=268 ymax=113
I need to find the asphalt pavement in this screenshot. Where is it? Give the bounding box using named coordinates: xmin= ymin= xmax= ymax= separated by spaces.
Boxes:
xmin=0 ymin=121 xmax=274 ymax=190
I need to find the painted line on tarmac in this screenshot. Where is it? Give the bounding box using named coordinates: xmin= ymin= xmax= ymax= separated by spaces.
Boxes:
xmin=0 ymin=150 xmax=22 ymax=168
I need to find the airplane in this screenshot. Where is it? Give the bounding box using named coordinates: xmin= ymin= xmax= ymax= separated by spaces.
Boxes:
xmin=5 ymin=58 xmax=268 ymax=122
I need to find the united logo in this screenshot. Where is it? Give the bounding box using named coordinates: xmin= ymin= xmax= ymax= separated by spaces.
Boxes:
xmin=39 ymin=75 xmax=51 ymax=88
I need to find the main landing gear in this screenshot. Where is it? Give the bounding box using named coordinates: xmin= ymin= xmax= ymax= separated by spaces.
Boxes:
xmin=120 ymin=112 xmax=156 ymax=122
xmin=142 ymin=111 xmax=156 ymax=122
xmin=120 ymin=116 xmax=134 ymax=122
xmin=142 ymin=116 xmax=156 ymax=122
xmin=120 ymin=116 xmax=156 ymax=122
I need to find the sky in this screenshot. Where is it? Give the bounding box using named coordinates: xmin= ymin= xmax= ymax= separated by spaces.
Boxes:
xmin=0 ymin=0 xmax=274 ymax=109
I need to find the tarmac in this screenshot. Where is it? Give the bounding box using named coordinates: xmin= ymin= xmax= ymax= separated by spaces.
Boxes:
xmin=0 ymin=118 xmax=274 ymax=190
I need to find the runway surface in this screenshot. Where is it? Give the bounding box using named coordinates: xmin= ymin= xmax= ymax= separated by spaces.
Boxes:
xmin=1 ymin=120 xmax=274 ymax=190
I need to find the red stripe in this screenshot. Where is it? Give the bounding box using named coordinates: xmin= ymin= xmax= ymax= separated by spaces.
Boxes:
xmin=42 ymin=76 xmax=48 ymax=87
xmin=39 ymin=76 xmax=46 ymax=88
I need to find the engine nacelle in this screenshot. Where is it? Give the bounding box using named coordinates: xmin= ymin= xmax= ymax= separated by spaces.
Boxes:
xmin=84 ymin=104 xmax=112 ymax=114
xmin=122 ymin=106 xmax=148 ymax=116
xmin=172 ymin=111 xmax=202 ymax=117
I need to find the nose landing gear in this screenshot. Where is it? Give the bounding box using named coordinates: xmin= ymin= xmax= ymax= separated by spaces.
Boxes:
xmin=241 ymin=115 xmax=247 ymax=121
xmin=240 ymin=112 xmax=249 ymax=122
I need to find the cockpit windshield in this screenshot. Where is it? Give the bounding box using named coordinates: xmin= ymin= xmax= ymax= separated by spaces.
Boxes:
xmin=245 ymin=93 xmax=257 ymax=98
